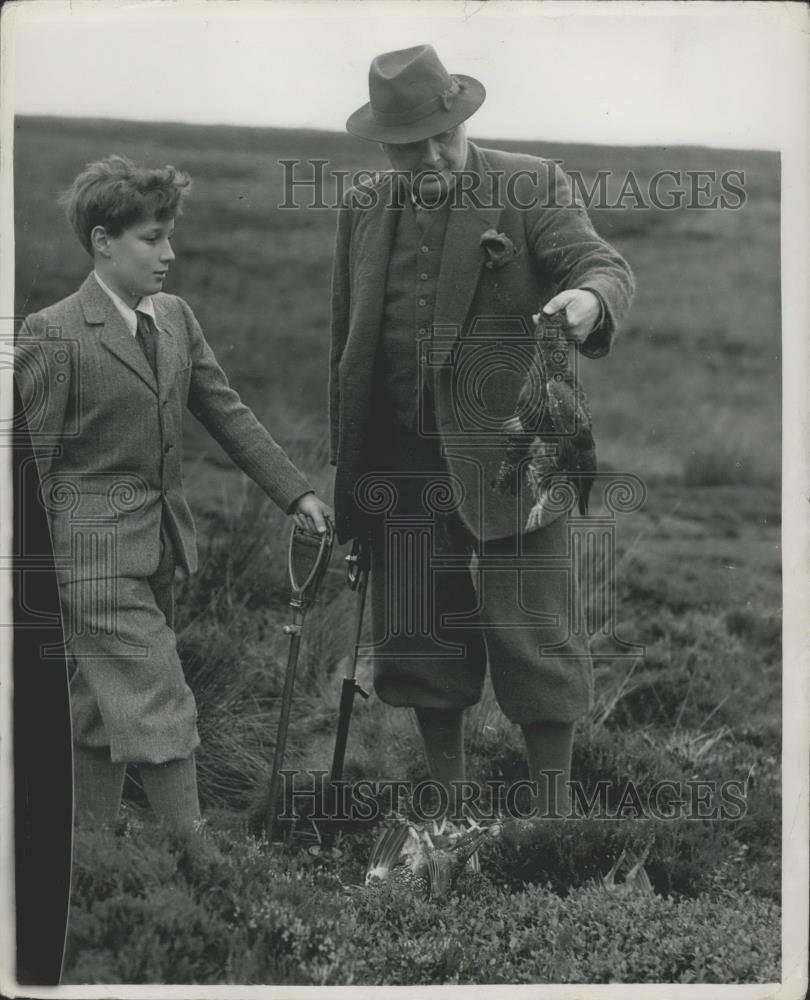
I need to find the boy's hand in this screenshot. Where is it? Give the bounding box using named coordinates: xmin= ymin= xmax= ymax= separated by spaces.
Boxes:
xmin=292 ymin=493 xmax=334 ymax=534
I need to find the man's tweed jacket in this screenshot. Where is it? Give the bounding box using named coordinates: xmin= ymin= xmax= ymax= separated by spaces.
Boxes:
xmin=15 ymin=272 xmax=312 ymax=583
xmin=329 ymin=141 xmax=635 ymax=543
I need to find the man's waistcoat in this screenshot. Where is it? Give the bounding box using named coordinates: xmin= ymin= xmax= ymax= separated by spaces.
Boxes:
xmin=379 ymin=198 xmax=450 ymax=427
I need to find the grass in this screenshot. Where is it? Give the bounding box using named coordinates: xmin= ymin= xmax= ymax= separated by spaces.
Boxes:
xmin=64 ymin=815 xmax=780 ymax=985
xmin=13 ymin=115 xmax=782 ymax=985
xmin=63 ymin=478 xmax=780 ymax=984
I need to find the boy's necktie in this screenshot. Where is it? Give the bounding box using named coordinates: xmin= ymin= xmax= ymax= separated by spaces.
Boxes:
xmin=135 ymin=309 xmax=158 ymax=379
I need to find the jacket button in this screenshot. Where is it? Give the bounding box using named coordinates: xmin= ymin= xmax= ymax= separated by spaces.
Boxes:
xmin=418 ymin=298 xmax=427 ymax=307
xmin=421 ymin=245 xmax=429 ymax=254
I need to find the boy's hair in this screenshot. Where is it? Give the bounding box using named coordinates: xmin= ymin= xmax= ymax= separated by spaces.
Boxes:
xmin=58 ymin=155 xmax=192 ymax=255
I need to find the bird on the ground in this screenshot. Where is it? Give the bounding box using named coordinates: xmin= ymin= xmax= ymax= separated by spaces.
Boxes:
xmin=598 ymin=837 xmax=656 ymax=896
xmin=365 ymin=816 xmax=497 ymax=901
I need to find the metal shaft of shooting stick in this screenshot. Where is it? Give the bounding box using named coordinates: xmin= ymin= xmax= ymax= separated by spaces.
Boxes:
xmin=319 ymin=537 xmax=370 ymax=851
xmin=265 ymin=524 xmax=333 ymax=844
xmin=329 ymin=561 xmax=370 ymax=784
xmin=265 ymin=601 xmax=304 ymax=843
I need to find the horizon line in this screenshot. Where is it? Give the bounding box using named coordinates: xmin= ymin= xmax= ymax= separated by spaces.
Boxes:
xmin=12 ymin=111 xmax=780 ymax=157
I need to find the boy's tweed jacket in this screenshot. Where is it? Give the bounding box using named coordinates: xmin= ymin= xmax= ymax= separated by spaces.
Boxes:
xmin=329 ymin=141 xmax=635 ymax=543
xmin=15 ymin=272 xmax=312 ymax=583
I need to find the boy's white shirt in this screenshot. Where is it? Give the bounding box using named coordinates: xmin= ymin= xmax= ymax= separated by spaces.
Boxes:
xmin=93 ymin=269 xmax=157 ymax=336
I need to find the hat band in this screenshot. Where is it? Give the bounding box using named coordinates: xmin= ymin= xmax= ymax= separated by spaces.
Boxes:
xmin=371 ymin=76 xmax=467 ymax=127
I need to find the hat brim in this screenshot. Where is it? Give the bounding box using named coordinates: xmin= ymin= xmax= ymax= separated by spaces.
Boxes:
xmin=345 ymin=74 xmax=485 ymax=144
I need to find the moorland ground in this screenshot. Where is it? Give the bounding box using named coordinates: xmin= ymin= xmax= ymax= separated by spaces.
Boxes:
xmin=14 ymin=116 xmax=781 ymax=985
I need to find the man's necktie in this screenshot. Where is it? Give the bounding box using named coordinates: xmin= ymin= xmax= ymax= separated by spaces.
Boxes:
xmin=135 ymin=310 xmax=158 ymax=379
xmin=413 ymin=202 xmax=433 ymax=235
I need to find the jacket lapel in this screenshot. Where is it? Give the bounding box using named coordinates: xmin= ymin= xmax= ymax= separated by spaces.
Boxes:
xmin=152 ymin=299 xmax=183 ymax=401
xmin=81 ymin=274 xmax=158 ymax=394
xmin=433 ymin=142 xmax=502 ymax=335
xmin=343 ymin=172 xmax=400 ymax=371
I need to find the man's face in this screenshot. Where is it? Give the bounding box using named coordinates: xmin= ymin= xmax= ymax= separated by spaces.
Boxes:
xmin=94 ymin=214 xmax=176 ymax=303
xmin=381 ymin=122 xmax=468 ymax=203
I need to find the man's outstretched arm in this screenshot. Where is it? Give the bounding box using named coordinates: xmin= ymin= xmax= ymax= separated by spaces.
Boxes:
xmin=528 ymin=161 xmax=636 ymax=358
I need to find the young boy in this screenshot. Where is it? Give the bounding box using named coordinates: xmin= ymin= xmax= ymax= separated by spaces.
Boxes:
xmin=14 ymin=154 xmax=333 ymax=833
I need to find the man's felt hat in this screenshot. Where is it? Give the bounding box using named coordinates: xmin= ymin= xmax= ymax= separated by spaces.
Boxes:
xmin=346 ymin=44 xmax=485 ymax=145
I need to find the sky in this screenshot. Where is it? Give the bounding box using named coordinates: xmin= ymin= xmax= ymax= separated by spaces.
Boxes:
xmin=4 ymin=0 xmax=808 ymax=150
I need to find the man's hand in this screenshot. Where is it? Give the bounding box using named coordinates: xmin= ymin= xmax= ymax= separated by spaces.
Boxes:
xmin=536 ymin=289 xmax=603 ymax=344
xmin=292 ymin=493 xmax=334 ymax=534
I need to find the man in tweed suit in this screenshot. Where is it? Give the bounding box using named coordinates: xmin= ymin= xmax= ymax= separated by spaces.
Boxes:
xmin=330 ymin=46 xmax=634 ymax=818
xmin=15 ymin=155 xmax=333 ymax=831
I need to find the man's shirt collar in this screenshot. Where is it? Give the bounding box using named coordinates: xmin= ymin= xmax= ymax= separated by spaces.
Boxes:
xmin=93 ymin=270 xmax=156 ymax=337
